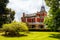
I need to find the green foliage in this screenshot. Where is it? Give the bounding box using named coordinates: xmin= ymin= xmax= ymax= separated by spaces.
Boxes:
xmin=45 ymin=0 xmax=60 ymax=31
xmin=0 ymin=0 xmax=15 ymax=28
xmin=45 ymin=0 xmax=60 ymax=8
xmin=0 ymin=8 xmax=15 ymax=28
xmin=19 ymin=22 xmax=28 ymax=31
xmin=0 ymin=0 xmax=9 ymax=27
xmin=2 ymin=21 xmax=28 ymax=35
xmin=44 ymin=16 xmax=55 ymax=30
xmin=0 ymin=0 xmax=9 ymax=14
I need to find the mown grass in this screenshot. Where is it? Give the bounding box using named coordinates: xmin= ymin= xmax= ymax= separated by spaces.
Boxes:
xmin=0 ymin=32 xmax=60 ymax=40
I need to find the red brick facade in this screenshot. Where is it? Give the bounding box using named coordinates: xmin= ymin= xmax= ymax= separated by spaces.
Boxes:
xmin=21 ymin=12 xmax=47 ymax=23
xmin=21 ymin=6 xmax=47 ymax=29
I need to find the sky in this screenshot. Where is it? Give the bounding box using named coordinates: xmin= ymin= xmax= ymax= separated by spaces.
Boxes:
xmin=7 ymin=0 xmax=50 ymax=22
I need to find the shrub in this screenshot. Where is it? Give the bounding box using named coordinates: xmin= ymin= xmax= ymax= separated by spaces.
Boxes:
xmin=19 ymin=22 xmax=28 ymax=31
xmin=2 ymin=21 xmax=28 ymax=36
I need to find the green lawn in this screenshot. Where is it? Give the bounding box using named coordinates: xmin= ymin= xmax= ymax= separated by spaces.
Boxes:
xmin=0 ymin=32 xmax=60 ymax=40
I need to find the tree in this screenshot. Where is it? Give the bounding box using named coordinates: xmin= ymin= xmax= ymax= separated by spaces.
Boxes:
xmin=5 ymin=8 xmax=15 ymax=23
xmin=45 ymin=0 xmax=60 ymax=31
xmin=2 ymin=21 xmax=28 ymax=36
xmin=0 ymin=0 xmax=9 ymax=14
xmin=0 ymin=0 xmax=15 ymax=27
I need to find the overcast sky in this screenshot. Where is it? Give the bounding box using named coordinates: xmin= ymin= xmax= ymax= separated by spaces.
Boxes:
xmin=7 ymin=0 xmax=50 ymax=22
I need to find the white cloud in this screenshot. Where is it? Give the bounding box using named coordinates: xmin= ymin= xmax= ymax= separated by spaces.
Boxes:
xmin=7 ymin=0 xmax=50 ymax=22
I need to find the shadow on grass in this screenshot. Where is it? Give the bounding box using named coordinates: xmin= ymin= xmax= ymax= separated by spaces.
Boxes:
xmin=49 ymin=34 xmax=60 ymax=39
xmin=1 ymin=33 xmax=27 ymax=37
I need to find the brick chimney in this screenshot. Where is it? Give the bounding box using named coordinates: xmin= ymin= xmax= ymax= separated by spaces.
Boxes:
xmin=23 ymin=12 xmax=25 ymax=17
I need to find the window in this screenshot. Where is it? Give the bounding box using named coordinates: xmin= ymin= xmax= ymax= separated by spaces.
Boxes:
xmin=32 ymin=18 xmax=35 ymax=22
